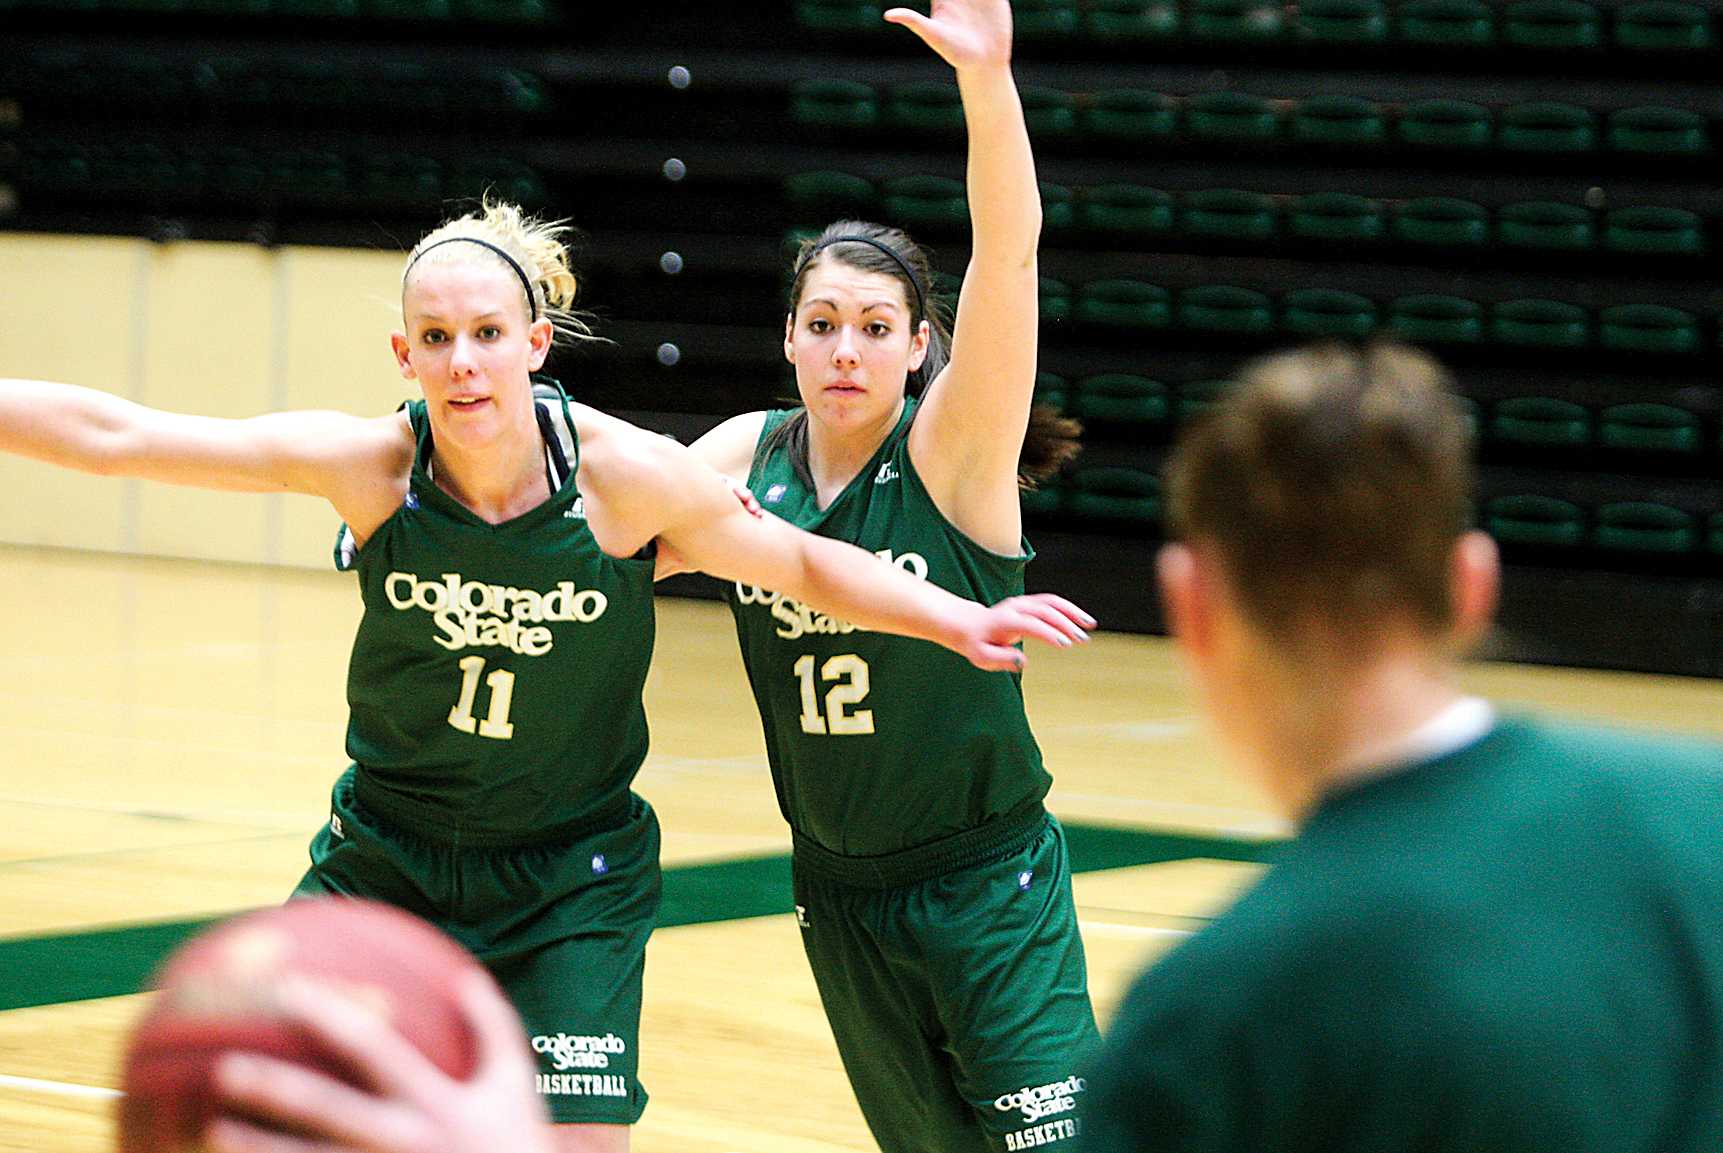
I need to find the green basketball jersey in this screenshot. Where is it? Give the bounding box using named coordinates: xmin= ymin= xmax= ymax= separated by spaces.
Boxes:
xmin=335 ymin=384 xmax=656 ymax=847
xmin=725 ymin=399 xmax=1053 ymax=861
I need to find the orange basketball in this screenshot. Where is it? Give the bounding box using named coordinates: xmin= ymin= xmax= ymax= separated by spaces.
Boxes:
xmin=117 ymin=899 xmax=486 ymax=1152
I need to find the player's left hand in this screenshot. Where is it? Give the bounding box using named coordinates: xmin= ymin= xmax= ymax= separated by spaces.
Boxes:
xmin=954 ymin=593 xmax=1095 ymax=671
xmin=885 ymin=0 xmax=1013 ymax=72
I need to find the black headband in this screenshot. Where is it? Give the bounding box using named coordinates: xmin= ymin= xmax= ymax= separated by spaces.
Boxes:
xmin=404 ymin=236 xmax=539 ymax=322
xmin=797 ymin=235 xmax=927 ymax=320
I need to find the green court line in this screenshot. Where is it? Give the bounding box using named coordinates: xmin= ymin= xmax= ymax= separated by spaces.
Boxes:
xmin=0 ymin=824 xmax=1276 ymax=1012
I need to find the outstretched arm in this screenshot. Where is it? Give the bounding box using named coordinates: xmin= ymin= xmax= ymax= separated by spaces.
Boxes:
xmin=0 ymin=378 xmax=411 ymax=541
xmin=587 ymin=423 xmax=1092 ymax=671
xmin=894 ymin=0 xmax=1045 ymax=553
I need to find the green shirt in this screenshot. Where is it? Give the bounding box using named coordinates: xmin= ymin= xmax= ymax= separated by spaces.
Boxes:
xmin=336 ymin=385 xmax=656 ymax=847
xmin=1085 ymin=715 xmax=1723 ymax=1152
xmin=725 ymin=400 xmax=1053 ymax=861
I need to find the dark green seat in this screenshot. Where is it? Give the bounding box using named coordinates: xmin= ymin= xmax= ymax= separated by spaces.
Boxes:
xmin=1021 ymin=87 xmax=1078 ymax=138
xmin=1389 ymin=294 xmax=1486 ymax=344
xmin=1615 ymin=0 xmax=1713 ymax=51
xmin=1085 ymin=0 xmax=1180 ymax=40
xmin=450 ymin=159 xmax=546 ymax=206
xmin=22 ymin=140 xmax=95 ymax=196
xmin=457 ymin=0 xmax=552 ymax=19
xmin=1072 ymin=374 xmax=1171 ymax=425
xmin=1288 ymin=192 xmax=1386 ymax=244
xmin=1502 ymin=0 xmax=1602 ymax=47
xmin=1484 ymin=494 xmax=1585 ymax=547
xmin=1603 ymin=206 xmax=1705 ymax=256
xmin=1080 ymin=90 xmax=1178 ymax=141
xmin=1014 ymin=0 xmax=1079 ymax=38
xmin=1075 ymin=280 xmax=1172 ymax=329
xmin=1188 ymin=0 xmax=1285 ymax=40
xmin=1393 ymin=197 xmax=1490 ymax=248
xmin=1078 ymin=184 xmax=1176 ymax=238
xmin=362 ymin=153 xmax=442 ymax=209
xmin=1594 ymin=502 xmax=1697 ymax=553
xmin=1397 ymin=0 xmax=1495 ymax=46
xmin=1067 ymin=467 xmax=1162 ymax=524
xmin=1292 ymin=96 xmax=1388 ymax=146
xmin=795 ymin=0 xmax=884 ymax=31
xmin=1020 ymin=481 xmax=1064 ymax=516
xmin=367 ymin=0 xmax=453 ymax=16
xmin=1033 ymin=372 xmax=1070 ymax=414
xmin=881 ymin=175 xmax=967 ymax=231
xmin=1708 ymin=512 xmax=1723 ymax=555
xmin=1490 ymin=396 xmax=1591 ymax=448
xmin=887 ymin=82 xmax=965 ymax=133
xmin=1040 ymin=278 xmax=1074 ymax=326
xmin=1281 ymin=289 xmax=1378 ymax=340
xmin=1181 ymin=188 xmax=1278 ymax=243
xmin=785 ymin=171 xmax=876 ymax=224
xmin=1491 ymin=299 xmax=1589 ymax=348
xmin=1598 ymin=304 xmax=1701 ymax=355
xmin=790 ymin=79 xmax=878 ymax=129
xmin=1397 ymin=99 xmax=1493 ymax=150
xmin=1598 ymin=402 xmax=1702 ymax=454
xmin=1178 ymin=285 xmax=1274 ymax=335
xmin=1177 ymin=379 xmax=1237 ymax=422
xmin=1186 ymin=91 xmax=1281 ymax=143
xmin=1295 ymin=0 xmax=1388 ymax=42
xmin=1498 ymin=103 xmax=1597 ymax=153
xmin=1040 ymin=183 xmax=1076 ymax=233
xmin=108 ymin=142 xmax=203 ymax=200
xmin=272 ymin=0 xmax=358 ymax=13
xmin=1608 ymin=107 xmax=1710 ymax=156
xmin=1497 ymin=201 xmax=1595 ymax=251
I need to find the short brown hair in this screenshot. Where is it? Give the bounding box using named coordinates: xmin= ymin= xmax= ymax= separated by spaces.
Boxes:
xmin=1166 ymin=343 xmax=1474 ymax=642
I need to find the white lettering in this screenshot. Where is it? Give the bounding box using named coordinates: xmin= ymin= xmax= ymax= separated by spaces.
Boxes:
xmin=386 ymin=572 xmax=608 ymax=655
xmin=995 ymin=1076 xmax=1087 ymax=1124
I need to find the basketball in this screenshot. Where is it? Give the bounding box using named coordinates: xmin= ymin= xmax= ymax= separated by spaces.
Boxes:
xmin=117 ymin=898 xmax=486 ymax=1153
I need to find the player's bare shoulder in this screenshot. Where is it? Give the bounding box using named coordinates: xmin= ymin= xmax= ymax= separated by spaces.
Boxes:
xmin=566 ymin=403 xmax=684 ymax=557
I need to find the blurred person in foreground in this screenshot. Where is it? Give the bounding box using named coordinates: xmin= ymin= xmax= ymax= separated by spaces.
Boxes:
xmin=1084 ymin=343 xmax=1723 ymax=1153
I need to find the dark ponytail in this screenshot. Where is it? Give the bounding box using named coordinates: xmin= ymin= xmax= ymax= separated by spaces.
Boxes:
xmin=767 ymin=219 xmax=1080 ymax=490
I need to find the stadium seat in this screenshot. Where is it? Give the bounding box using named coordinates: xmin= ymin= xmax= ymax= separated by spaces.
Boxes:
xmin=1281 ymin=288 xmax=1378 ymax=340
xmin=887 ymin=82 xmax=965 ymax=133
xmin=1294 ymin=0 xmax=1388 ymax=42
xmin=1396 ymin=0 xmax=1495 ymax=46
xmin=1484 ymin=494 xmax=1586 ymax=547
xmin=880 ymin=174 xmax=967 ymax=231
xmin=1181 ymin=188 xmax=1278 ymax=243
xmin=1014 ymin=0 xmax=1079 ymax=38
xmin=1398 ymin=99 xmax=1493 ymax=150
xmin=1020 ymin=481 xmax=1064 ymax=516
xmin=1491 ymin=298 xmax=1590 ymax=348
xmin=790 ymin=80 xmax=878 ymax=129
xmin=1021 ymin=86 xmax=1078 ymax=139
xmin=1502 ymin=0 xmax=1603 ymax=48
xmin=785 ymin=171 xmax=876 ymax=224
xmin=1291 ymin=96 xmax=1389 ymax=146
xmin=1075 ymin=280 xmax=1172 ymax=329
xmin=1594 ymin=502 xmax=1698 ymax=553
xmin=361 ymin=153 xmax=442 ymax=208
xmin=1041 ymin=183 xmax=1076 ymax=233
xmin=1067 ymin=467 xmax=1162 ymax=524
xmin=1187 ymin=0 xmax=1285 ymax=40
xmin=457 ymin=0 xmax=551 ymax=18
xmin=1186 ymin=92 xmax=1281 ymax=144
xmin=449 ymin=158 xmax=546 ymax=206
xmin=1393 ymin=197 xmax=1490 ymax=248
xmin=1078 ymin=183 xmax=1176 ymax=238
xmin=1496 ymin=201 xmax=1595 ymax=251
xmin=1085 ymin=0 xmax=1180 ymax=40
xmin=1080 ymin=90 xmax=1178 ymax=141
xmin=1178 ymin=285 xmax=1274 ymax=335
xmin=795 ymin=0 xmax=884 ymax=32
xmin=1071 ymin=374 xmax=1171 ymax=426
xmin=1040 ymin=278 xmax=1074 ymax=325
xmin=1034 ymin=372 xmax=1070 ymax=413
xmin=1603 ymin=206 xmax=1706 ymax=256
xmin=1288 ymin=192 xmax=1387 ymax=244
xmin=1177 ymin=379 xmax=1236 ymax=421
xmin=1598 ymin=402 xmax=1703 ymax=454
xmin=1708 ymin=512 xmax=1723 ymax=555
xmin=1498 ymin=102 xmax=1597 ymax=153
xmin=367 ymin=0 xmax=454 ymax=17
xmin=1490 ymin=396 xmax=1591 ymax=448
xmin=1389 ymin=294 xmax=1486 ymax=344
xmin=1608 ymin=107 xmax=1710 ymax=156
xmin=1614 ymin=0 xmax=1713 ymax=51
xmin=1598 ymin=304 xmax=1702 ymax=355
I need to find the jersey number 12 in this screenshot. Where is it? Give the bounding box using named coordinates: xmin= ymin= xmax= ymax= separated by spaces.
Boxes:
xmin=794 ymin=653 xmax=873 ymax=736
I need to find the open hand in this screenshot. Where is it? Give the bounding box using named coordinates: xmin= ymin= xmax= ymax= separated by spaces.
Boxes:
xmin=885 ymin=0 xmax=1014 ymax=71
xmin=956 ymin=593 xmax=1095 ymax=671
xmin=204 ymin=972 xmax=554 ymax=1153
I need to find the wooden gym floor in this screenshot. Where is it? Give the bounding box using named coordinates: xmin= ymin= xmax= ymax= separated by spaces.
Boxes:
xmin=2 ymin=541 xmax=1721 ymax=1153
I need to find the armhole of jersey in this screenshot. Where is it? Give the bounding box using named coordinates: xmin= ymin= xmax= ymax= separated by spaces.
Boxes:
xmin=333 ymin=523 xmax=359 ymax=572
xmin=896 ymin=415 xmax=1034 ymax=571
xmin=533 ymin=381 xmax=579 ymax=487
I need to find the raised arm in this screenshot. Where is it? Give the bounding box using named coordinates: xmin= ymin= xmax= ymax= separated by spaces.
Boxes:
xmin=895 ymin=0 xmax=1044 ymax=552
xmin=0 ymin=378 xmax=412 ymax=541
xmin=581 ymin=414 xmax=1091 ymax=670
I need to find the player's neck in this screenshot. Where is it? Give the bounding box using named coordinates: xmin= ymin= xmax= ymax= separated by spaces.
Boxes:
xmin=805 ymin=397 xmax=905 ymax=508
xmin=429 ymin=419 xmax=548 ymax=525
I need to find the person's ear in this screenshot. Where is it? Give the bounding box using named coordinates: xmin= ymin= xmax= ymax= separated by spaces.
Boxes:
xmin=1449 ymin=530 xmax=1500 ymax=651
xmin=391 ymin=332 xmax=415 ymax=380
